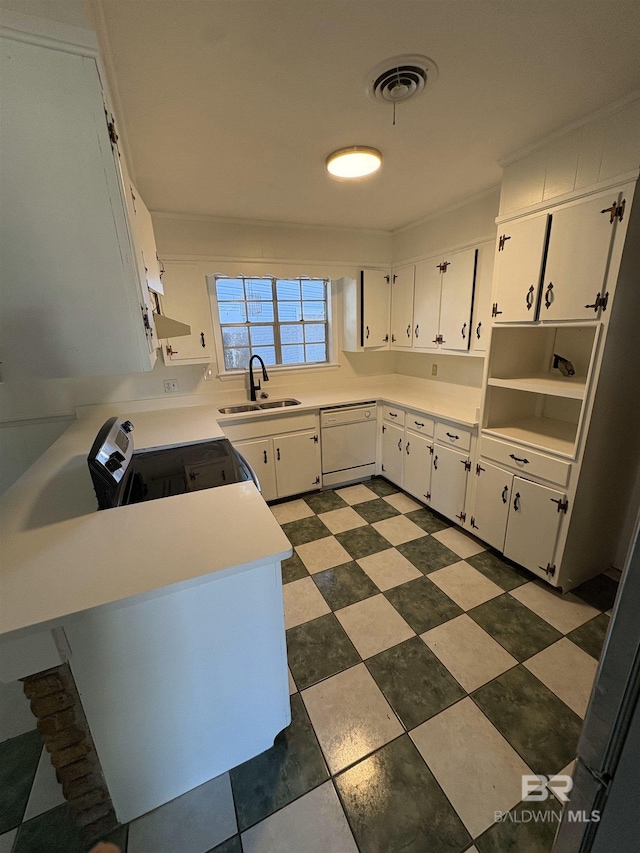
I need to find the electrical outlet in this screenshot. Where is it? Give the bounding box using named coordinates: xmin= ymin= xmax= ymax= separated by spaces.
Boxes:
xmin=163 ymin=378 xmax=179 ymax=393
xmin=431 ymin=363 xmax=438 ymax=376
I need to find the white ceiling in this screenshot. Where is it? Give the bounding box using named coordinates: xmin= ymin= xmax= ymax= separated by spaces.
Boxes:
xmin=94 ymin=0 xmax=640 ymax=231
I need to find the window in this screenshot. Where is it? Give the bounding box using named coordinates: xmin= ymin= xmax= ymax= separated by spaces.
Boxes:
xmin=214 ymin=276 xmax=329 ymax=370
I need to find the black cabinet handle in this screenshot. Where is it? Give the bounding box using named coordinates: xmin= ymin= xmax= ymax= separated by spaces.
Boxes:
xmin=513 ymin=492 xmax=521 ymax=511
xmin=433 ymin=454 xmax=438 ymax=470
xmin=397 ymin=439 xmax=402 ymax=451
xmin=502 ymin=486 xmax=509 ymax=504
xmin=414 ymin=421 xmax=424 ymax=427
xmin=446 ymin=432 xmax=459 ymax=441
xmin=509 ymin=453 xmax=529 ymax=464
xmin=276 ymin=448 xmax=281 ymax=461
xmin=200 ymin=332 xmax=206 ymax=347
xmin=406 ymin=442 xmax=410 ymax=455
xmin=461 ymin=322 xmax=467 ymax=339
xmin=366 ymin=325 xmax=370 ymax=338
xmin=525 ymin=285 xmax=535 ymax=311
xmin=263 ymin=450 xmax=268 ymax=464
xmin=544 ymin=282 xmax=554 ymax=309
xmin=476 ymin=321 xmax=482 ymax=340
xmin=388 ymin=412 xmax=398 ymax=418
xmin=415 ymin=324 xmax=419 ymax=338
xmin=406 ymin=324 xmax=411 ymax=338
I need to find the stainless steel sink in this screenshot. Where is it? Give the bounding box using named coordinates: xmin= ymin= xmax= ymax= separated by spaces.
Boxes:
xmin=258 ymin=399 xmax=301 ymax=409
xmin=218 ymin=404 xmax=261 ymax=414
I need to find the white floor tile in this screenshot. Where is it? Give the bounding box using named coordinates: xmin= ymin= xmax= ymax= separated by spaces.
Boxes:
xmin=318 ymin=507 xmax=368 ymax=534
xmin=242 ymin=781 xmax=358 ymax=853
xmin=302 ymin=665 xmax=403 ymax=774
xmin=283 ymin=577 xmax=331 ymax=629
xmin=510 ymin=583 xmax=600 ymax=633
xmin=288 ymin=668 xmax=297 ymax=695
xmin=23 ymin=747 xmax=65 ymax=821
xmin=371 ymin=515 xmax=425 ymax=546
xmin=411 ymin=698 xmax=531 ymax=838
xmin=382 ymin=492 xmax=422 ymax=513
xmin=0 ymin=830 xmax=17 ymax=853
xmin=431 ymin=527 xmax=486 ymax=559
xmin=357 ymin=548 xmax=422 ymax=591
xmin=428 ymin=561 xmax=503 ymax=611
xmin=524 ymin=638 xmax=598 ymax=718
xmin=271 ymin=499 xmax=314 ymax=525
xmin=336 ymin=594 xmax=414 ymax=658
xmin=421 ymin=615 xmax=517 ymax=692
xmin=0 ymin=680 xmax=36 ymax=743
xmin=295 ymin=537 xmax=352 ymax=573
xmin=128 ymin=773 xmax=236 ymax=853
xmin=335 ymin=484 xmax=378 ymax=505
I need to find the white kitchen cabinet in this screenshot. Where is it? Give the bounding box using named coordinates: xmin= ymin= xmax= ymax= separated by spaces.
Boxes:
xmin=0 ymin=30 xmax=158 ymax=379
xmin=340 ymin=270 xmax=391 ymax=352
xmin=380 ymin=421 xmax=404 ymax=485
xmin=438 ymin=248 xmax=477 ymax=352
xmin=403 ymin=430 xmax=433 ymax=504
xmin=161 ymin=262 xmax=214 ymax=364
xmin=430 ymin=444 xmax=470 ymax=523
xmin=492 ymin=214 xmax=549 ymax=324
xmin=123 ymin=177 xmax=164 ymax=296
xmin=412 ymin=259 xmax=441 ymax=348
xmin=503 ymin=477 xmax=565 ymax=576
xmin=469 ymin=461 xmax=512 ymax=551
xmin=470 ymin=241 xmax=495 ymax=353
xmin=390 ymin=265 xmax=415 ymax=347
xmin=274 ymin=430 xmax=321 ymax=498
xmin=233 ymin=437 xmax=278 ymax=502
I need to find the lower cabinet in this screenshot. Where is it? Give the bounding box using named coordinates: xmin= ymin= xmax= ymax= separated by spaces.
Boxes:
xmin=403 ymin=430 xmax=433 ymax=504
xmin=233 ymin=429 xmax=320 ymax=502
xmin=380 ymin=421 xmax=404 ymax=485
xmin=469 ymin=461 xmax=512 ymax=550
xmin=430 ymin=444 xmax=470 ymax=523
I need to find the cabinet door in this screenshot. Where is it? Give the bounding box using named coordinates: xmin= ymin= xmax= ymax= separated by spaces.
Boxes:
xmin=493 ymin=215 xmax=549 ymax=323
xmin=471 ymin=462 xmax=512 ymax=551
xmin=540 ymin=195 xmax=617 ymax=321
xmin=274 ymin=430 xmax=321 ymax=499
xmin=403 ymin=431 xmax=433 ymax=503
xmin=430 ymin=444 xmax=469 ymax=523
xmin=161 ymin=262 xmax=214 ymax=364
xmin=503 ymin=477 xmax=564 ymax=574
xmin=390 ymin=265 xmax=415 ymax=348
xmin=380 ymin=422 xmax=404 ymax=486
xmin=363 ymin=269 xmax=391 ymax=349
xmin=232 ymin=438 xmax=277 ymax=502
xmin=439 ymin=248 xmax=477 ymax=352
xmin=412 ymin=258 xmax=441 ymax=349
xmin=125 ymin=180 xmax=164 ymax=295
xmin=470 ymin=241 xmax=494 ymax=353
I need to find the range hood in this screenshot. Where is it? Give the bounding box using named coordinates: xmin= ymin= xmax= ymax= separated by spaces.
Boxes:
xmin=153 ymin=313 xmax=191 ymax=338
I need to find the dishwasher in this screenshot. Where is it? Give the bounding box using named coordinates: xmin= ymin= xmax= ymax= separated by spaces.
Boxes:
xmin=320 ymin=403 xmax=377 ymax=487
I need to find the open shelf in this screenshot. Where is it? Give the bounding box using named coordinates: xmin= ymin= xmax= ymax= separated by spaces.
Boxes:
xmin=483 ymin=417 xmax=577 ymax=457
xmin=487 ymin=375 xmax=586 ymax=399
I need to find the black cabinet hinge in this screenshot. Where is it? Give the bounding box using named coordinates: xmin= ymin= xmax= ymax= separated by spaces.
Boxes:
xmin=540 ymin=563 xmax=557 ymax=577
xmin=584 ymin=291 xmax=610 ymax=313
xmin=456 ymin=510 xmax=466 ymax=523
xmin=476 ymin=463 xmax=485 ymax=476
xmin=498 ymin=234 xmax=511 ymax=251
xmin=382 ymin=425 xmax=386 ymax=433
xmin=105 ymin=111 xmax=120 ymax=155
xmin=462 ymin=459 xmax=472 ymax=472
xmin=429 ymin=445 xmax=434 ymax=455
xmin=470 ymin=516 xmax=479 ymax=529
xmin=601 ymin=199 xmax=625 ymax=223
xmin=551 ymin=497 xmax=569 ymax=513
xmin=311 ymin=435 xmax=319 ymax=443
xmin=423 ymin=492 xmax=431 ymax=502
xmin=491 ymin=303 xmax=503 ymax=317
xmin=384 ymin=274 xmax=390 ymax=283
xmin=313 ymin=475 xmax=320 ymax=485
xmin=437 ymin=261 xmax=450 ymax=273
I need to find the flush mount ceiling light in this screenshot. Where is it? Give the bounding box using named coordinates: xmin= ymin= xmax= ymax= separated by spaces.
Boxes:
xmin=326 ymin=146 xmax=382 ymax=178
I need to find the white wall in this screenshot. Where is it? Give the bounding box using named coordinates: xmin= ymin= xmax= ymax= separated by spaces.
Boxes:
xmin=0 ymin=0 xmax=89 ymax=28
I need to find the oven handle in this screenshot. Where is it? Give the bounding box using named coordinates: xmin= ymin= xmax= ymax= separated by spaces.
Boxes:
xmin=234 ymin=449 xmax=261 ymax=493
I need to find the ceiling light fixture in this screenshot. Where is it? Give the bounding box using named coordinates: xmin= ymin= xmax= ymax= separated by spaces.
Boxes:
xmin=326 ymin=146 xmax=382 ymax=178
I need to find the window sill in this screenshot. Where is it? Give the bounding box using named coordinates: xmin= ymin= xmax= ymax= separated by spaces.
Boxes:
xmin=216 ymin=362 xmax=341 ymax=381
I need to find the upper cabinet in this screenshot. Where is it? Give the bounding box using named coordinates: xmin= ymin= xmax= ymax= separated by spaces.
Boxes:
xmin=123 ymin=177 xmax=164 ymax=296
xmin=390 ymin=265 xmax=415 ymax=348
xmin=0 ymin=28 xmax=160 ymax=380
xmin=160 ymin=262 xmax=214 ymax=365
xmin=492 ymin=215 xmax=549 ymax=323
xmin=341 ymin=269 xmax=391 ymax=352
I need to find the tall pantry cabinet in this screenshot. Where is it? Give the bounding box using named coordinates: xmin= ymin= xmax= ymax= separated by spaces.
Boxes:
xmin=471 ymin=171 xmax=640 ymax=591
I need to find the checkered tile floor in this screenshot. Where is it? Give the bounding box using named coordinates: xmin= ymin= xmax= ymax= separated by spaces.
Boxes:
xmin=0 ymin=478 xmax=618 ymax=853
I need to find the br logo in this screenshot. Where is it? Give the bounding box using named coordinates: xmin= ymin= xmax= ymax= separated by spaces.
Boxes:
xmin=522 ymin=774 xmax=573 ymax=803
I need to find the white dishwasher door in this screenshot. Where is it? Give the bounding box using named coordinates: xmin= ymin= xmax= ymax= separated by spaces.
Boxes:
xmin=321 ymin=405 xmax=377 ymax=481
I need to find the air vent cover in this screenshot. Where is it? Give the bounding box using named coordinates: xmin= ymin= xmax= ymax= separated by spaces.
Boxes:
xmin=367 ymin=55 xmax=438 ymax=104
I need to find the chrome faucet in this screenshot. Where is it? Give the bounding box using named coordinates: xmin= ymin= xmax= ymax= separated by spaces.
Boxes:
xmin=249 ymin=354 xmax=269 ymax=401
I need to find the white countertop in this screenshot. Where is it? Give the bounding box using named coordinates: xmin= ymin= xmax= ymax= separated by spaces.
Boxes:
xmin=0 ymin=380 xmax=480 ymax=640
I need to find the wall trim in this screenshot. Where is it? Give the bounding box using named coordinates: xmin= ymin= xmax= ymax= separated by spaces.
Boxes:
xmin=0 ymin=9 xmax=98 ymax=56
xmin=159 ymin=253 xmax=391 ymax=270
xmin=393 ymin=232 xmax=497 ymax=268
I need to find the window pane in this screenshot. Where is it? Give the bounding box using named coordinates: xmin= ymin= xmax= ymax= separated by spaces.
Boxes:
xmin=253 ymin=346 xmax=276 ymax=365
xmin=247 ymin=301 xmax=274 ymax=323
xmin=280 ymin=324 xmax=304 ymax=344
xmin=278 ymin=301 xmax=302 ymax=322
xmin=302 ymin=301 xmax=326 ymax=321
xmin=305 ymin=343 xmax=326 ymax=362
xmin=222 ymin=327 xmax=249 ymax=347
xmin=302 ymin=280 xmax=325 ymax=300
xmin=249 ymin=326 xmax=274 ymax=346
xmin=244 ymin=279 xmax=272 ymax=300
xmin=304 ymin=323 xmax=325 ymax=343
xmin=219 ymin=302 xmax=247 ymax=324
xmin=216 ymin=279 xmax=244 ymax=301
xmin=224 ymin=347 xmax=250 ymax=370
xmin=282 ymin=344 xmax=305 ymax=364
xmin=276 ymin=280 xmax=301 ymax=300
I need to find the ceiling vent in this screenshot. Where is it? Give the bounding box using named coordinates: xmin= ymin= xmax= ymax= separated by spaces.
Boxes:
xmin=367 ymin=55 xmax=438 ymax=104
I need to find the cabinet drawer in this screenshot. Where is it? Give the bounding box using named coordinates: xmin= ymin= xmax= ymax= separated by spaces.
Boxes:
xmin=221 ymin=412 xmax=318 ymax=441
xmin=381 ymin=405 xmax=405 ymax=426
xmin=405 ymin=410 xmax=435 ymax=436
xmin=435 ymin=422 xmax=472 ymax=451
xmin=480 ymin=435 xmax=571 ymax=486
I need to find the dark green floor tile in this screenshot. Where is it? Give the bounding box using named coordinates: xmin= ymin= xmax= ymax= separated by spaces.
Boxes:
xmin=568 ymin=613 xmax=610 ymax=660
xmin=466 ymin=550 xmax=529 ymax=591
xmin=384 ymin=575 xmax=463 ymax=634
xmin=286 ymin=613 xmax=361 ymax=689
xmin=303 ymin=490 xmax=347 ymax=513
xmin=472 ymin=666 xmax=582 ymax=775
xmin=94 ymin=823 xmax=128 ymax=851
xmin=405 ymin=507 xmax=450 ymax=534
xmin=14 ymin=804 xmax=84 ymax=853
xmin=335 ymin=735 xmax=472 ymax=853
xmin=353 ymin=498 xmax=401 ymax=523
xmin=335 ymin=526 xmax=391 ymax=560
xmin=281 ymin=515 xmax=331 ymax=546
xmin=367 ymin=477 xmax=399 ymax=497
xmin=366 ymin=637 xmax=465 ymax=729
xmin=573 ymin=573 xmax=619 ymax=612
xmin=0 ymin=729 xmax=43 ymax=834
xmin=208 ymin=835 xmax=242 ymax=853
xmin=281 ymin=550 xmax=308 ymax=584
xmin=475 ymin=797 xmax=562 ymax=853
xmin=230 ymin=693 xmax=329 ymax=831
xmin=469 ymin=594 xmax=562 ymax=662
xmin=396 ymin=536 xmax=459 ymax=574
xmin=313 ymin=561 xmax=378 ymax=610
